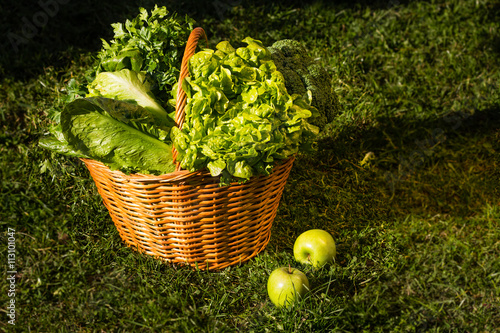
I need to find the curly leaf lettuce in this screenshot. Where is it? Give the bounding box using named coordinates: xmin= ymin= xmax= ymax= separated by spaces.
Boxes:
xmin=172 ymin=37 xmax=319 ymax=184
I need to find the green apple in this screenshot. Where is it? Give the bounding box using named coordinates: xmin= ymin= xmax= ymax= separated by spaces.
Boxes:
xmin=267 ymin=266 xmax=310 ymax=308
xmin=293 ymin=229 xmax=336 ymax=268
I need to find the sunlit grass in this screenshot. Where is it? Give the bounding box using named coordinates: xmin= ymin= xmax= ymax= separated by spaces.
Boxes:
xmin=1 ymin=0 xmax=499 ymax=331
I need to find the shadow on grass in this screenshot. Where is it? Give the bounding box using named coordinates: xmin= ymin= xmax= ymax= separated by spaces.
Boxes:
xmin=272 ymin=105 xmax=499 ymax=251
xmin=0 ymin=0 xmax=156 ymax=80
xmin=321 ymin=105 xmax=500 ymax=212
xmin=319 ymin=106 xmax=500 ymax=163
xmin=0 ymin=0 xmax=422 ymax=80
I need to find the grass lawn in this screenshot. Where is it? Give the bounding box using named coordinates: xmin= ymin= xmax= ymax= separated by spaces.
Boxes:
xmin=1 ymin=0 xmax=499 ymax=331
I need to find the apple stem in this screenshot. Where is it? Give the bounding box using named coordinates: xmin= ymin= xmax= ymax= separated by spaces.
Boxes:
xmin=288 ymin=264 xmax=292 ymax=274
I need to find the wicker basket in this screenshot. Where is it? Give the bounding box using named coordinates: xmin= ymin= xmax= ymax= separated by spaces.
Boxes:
xmin=81 ymin=27 xmax=295 ymax=270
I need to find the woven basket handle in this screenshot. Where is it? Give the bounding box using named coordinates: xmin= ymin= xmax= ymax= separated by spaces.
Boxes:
xmin=172 ymin=27 xmax=208 ymax=170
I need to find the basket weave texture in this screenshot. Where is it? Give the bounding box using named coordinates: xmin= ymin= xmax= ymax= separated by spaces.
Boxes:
xmin=81 ymin=27 xmax=295 ymax=270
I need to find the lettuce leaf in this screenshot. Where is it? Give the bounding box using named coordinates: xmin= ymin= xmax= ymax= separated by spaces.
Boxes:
xmin=61 ymin=97 xmax=176 ymax=175
xmin=39 ymin=130 xmax=89 ymax=158
xmin=87 ymin=69 xmax=175 ymax=131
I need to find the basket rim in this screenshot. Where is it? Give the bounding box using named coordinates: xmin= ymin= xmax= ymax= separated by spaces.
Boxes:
xmin=80 ymin=157 xmax=205 ymax=183
xmin=81 ymin=155 xmax=295 ymax=184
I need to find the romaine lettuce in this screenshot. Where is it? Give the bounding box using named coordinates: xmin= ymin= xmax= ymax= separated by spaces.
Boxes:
xmin=87 ymin=69 xmax=175 ymax=131
xmin=61 ymin=97 xmax=176 ymax=175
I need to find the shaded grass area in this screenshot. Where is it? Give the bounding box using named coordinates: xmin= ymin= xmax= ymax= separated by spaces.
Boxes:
xmin=1 ymin=0 xmax=499 ymax=331
xmin=0 ymin=0 xmax=412 ymax=79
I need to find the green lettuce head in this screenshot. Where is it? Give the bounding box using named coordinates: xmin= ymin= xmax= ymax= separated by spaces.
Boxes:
xmin=172 ymin=37 xmax=319 ymax=185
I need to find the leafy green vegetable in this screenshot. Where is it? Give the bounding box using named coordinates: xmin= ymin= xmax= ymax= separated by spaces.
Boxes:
xmin=172 ymin=37 xmax=319 ymax=184
xmin=40 ymin=6 xmax=195 ymax=176
xmin=95 ymin=5 xmax=195 ymax=106
xmin=87 ymin=69 xmax=176 ymax=131
xmin=39 ymin=124 xmax=89 ymax=158
xmin=267 ymin=39 xmax=342 ymax=129
xmin=60 ymin=97 xmax=175 ymax=175
xmin=40 ymin=69 xmax=178 ymax=175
